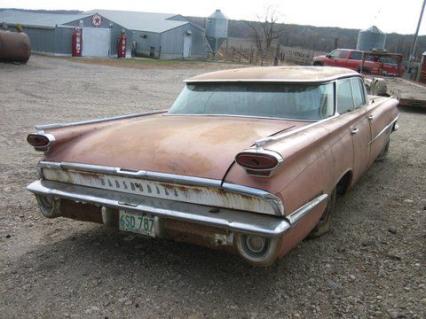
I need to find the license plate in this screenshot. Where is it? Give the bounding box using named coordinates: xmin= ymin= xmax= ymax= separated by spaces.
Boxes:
xmin=119 ymin=210 xmax=157 ymax=237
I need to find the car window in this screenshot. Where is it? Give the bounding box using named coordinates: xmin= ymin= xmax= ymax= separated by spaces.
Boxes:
xmin=329 ymin=50 xmax=340 ymax=58
xmin=337 ymin=79 xmax=354 ymax=114
xmin=351 ymin=78 xmax=366 ymax=108
xmin=337 ymin=50 xmax=349 ymax=58
xmin=350 ymin=51 xmax=363 ymax=60
xmin=169 ymin=83 xmax=335 ymax=121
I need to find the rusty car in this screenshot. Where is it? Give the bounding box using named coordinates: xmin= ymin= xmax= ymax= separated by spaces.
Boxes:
xmin=26 ymin=66 xmax=399 ymax=266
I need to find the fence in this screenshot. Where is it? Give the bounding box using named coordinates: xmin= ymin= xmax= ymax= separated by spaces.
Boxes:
xmin=218 ymin=37 xmax=326 ymax=65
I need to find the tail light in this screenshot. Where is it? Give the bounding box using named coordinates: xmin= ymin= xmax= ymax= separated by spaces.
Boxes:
xmin=235 ymin=150 xmax=283 ymax=176
xmin=27 ymin=133 xmax=55 ymax=151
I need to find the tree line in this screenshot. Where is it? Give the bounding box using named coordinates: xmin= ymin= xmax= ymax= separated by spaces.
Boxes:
xmin=187 ymin=16 xmax=426 ymax=60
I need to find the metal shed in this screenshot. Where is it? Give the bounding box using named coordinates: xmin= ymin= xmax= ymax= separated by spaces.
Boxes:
xmin=0 ymin=9 xmax=209 ymax=59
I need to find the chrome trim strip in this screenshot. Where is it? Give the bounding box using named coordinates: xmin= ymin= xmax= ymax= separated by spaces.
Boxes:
xmin=166 ymin=113 xmax=314 ymax=123
xmin=222 ymin=182 xmax=285 ymax=215
xmin=369 ymin=115 xmax=399 ymax=145
xmin=253 ymin=114 xmax=339 ymax=148
xmin=286 ymin=194 xmax=329 ymax=225
xmin=27 ymin=180 xmax=291 ymax=237
xmin=40 ymin=161 xmax=220 ymax=187
xmin=38 ymin=161 xmax=284 ymax=216
xmin=34 ymin=110 xmax=167 ymax=131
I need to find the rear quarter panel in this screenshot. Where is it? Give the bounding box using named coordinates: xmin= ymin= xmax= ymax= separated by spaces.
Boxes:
xmin=368 ymin=97 xmax=399 ymax=164
xmin=224 ymin=115 xmax=354 ymax=214
xmin=225 ymin=115 xmax=357 ymax=258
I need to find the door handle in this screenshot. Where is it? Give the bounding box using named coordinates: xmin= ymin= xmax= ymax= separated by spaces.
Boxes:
xmin=368 ymin=115 xmax=374 ymax=121
xmin=351 ymin=128 xmax=359 ymax=135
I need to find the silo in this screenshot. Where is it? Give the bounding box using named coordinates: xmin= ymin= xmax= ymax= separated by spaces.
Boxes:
xmin=206 ymin=9 xmax=228 ymax=54
xmin=356 ymin=26 xmax=386 ymax=51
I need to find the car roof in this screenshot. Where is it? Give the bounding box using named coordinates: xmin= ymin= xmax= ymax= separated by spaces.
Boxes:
xmin=185 ymin=66 xmax=359 ymax=84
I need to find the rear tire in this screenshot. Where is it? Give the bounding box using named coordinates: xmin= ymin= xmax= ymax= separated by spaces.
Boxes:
xmin=308 ymin=188 xmax=336 ymax=238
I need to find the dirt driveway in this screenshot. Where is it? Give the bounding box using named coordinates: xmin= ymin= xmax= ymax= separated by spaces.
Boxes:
xmin=0 ymin=56 xmax=425 ymax=319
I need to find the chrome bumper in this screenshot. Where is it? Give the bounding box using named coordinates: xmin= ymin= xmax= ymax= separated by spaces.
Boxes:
xmin=27 ymin=180 xmax=293 ymax=237
xmin=27 ymin=179 xmax=328 ymax=239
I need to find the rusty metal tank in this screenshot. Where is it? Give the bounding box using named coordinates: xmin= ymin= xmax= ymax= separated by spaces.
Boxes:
xmin=0 ymin=30 xmax=31 ymax=63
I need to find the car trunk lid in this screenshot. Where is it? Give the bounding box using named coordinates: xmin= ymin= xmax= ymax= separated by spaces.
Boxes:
xmin=45 ymin=114 xmax=306 ymax=180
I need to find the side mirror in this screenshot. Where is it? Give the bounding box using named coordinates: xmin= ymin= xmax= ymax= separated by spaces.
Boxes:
xmin=326 ymin=54 xmax=332 ymax=58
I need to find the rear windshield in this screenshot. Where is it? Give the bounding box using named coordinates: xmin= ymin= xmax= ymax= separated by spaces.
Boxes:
xmin=168 ymin=83 xmax=334 ymax=121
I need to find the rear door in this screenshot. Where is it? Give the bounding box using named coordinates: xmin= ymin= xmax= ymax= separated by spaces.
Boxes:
xmin=367 ymin=101 xmax=394 ymax=166
xmin=336 ymin=78 xmax=371 ymax=182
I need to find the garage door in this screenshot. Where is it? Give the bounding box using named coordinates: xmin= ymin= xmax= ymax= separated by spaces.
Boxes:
xmin=82 ymin=28 xmax=111 ymax=57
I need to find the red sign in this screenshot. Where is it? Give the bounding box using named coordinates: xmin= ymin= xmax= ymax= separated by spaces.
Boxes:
xmin=91 ymin=15 xmax=102 ymax=27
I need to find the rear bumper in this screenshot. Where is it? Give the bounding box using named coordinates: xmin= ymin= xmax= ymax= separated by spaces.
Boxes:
xmin=27 ymin=180 xmax=292 ymax=237
xmin=27 ymin=179 xmax=328 ymax=265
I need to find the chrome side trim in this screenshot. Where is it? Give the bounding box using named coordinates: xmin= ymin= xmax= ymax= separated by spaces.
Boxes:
xmin=253 ymin=114 xmax=339 ymax=148
xmin=34 ymin=110 xmax=167 ymax=131
xmin=27 ymin=180 xmax=291 ymax=237
xmin=369 ymin=115 xmax=399 ymax=145
xmin=287 ymin=194 xmax=329 ymax=225
xmin=166 ymin=113 xmax=313 ymax=123
xmin=38 ymin=161 xmax=284 ymax=216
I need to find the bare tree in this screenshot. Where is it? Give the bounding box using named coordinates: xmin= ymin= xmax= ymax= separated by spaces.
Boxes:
xmin=245 ymin=6 xmax=285 ymax=65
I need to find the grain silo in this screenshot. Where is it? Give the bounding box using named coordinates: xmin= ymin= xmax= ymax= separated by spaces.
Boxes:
xmin=356 ymin=26 xmax=386 ymax=51
xmin=206 ymin=9 xmax=228 ymax=54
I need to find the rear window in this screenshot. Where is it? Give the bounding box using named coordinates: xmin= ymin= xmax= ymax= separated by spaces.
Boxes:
xmin=168 ymin=83 xmax=335 ymax=121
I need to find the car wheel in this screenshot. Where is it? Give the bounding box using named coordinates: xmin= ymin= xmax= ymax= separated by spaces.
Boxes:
xmin=376 ymin=139 xmax=390 ymax=162
xmin=313 ymin=61 xmax=323 ymax=66
xmin=308 ymin=188 xmax=336 ymax=238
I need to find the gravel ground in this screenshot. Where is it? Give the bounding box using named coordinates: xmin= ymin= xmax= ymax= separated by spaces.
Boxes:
xmin=0 ymin=56 xmax=425 ymax=319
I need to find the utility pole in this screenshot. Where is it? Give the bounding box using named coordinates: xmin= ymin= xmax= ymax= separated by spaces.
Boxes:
xmin=409 ymin=0 xmax=426 ymax=62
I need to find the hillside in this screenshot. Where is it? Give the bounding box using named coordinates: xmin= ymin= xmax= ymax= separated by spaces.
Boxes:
xmin=187 ymin=16 xmax=426 ymax=59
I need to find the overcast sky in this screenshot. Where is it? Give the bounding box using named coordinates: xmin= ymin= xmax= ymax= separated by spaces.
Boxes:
xmin=1 ymin=0 xmax=425 ymax=35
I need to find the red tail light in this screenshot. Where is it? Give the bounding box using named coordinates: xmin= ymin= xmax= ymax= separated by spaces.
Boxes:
xmin=27 ymin=133 xmax=54 ymax=151
xmin=235 ymin=150 xmax=283 ymax=176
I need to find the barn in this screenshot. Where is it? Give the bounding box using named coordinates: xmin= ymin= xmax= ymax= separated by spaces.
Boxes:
xmin=0 ymin=9 xmax=209 ymax=59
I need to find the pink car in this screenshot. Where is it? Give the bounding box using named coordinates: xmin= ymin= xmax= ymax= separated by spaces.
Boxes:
xmin=27 ymin=66 xmax=399 ymax=266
